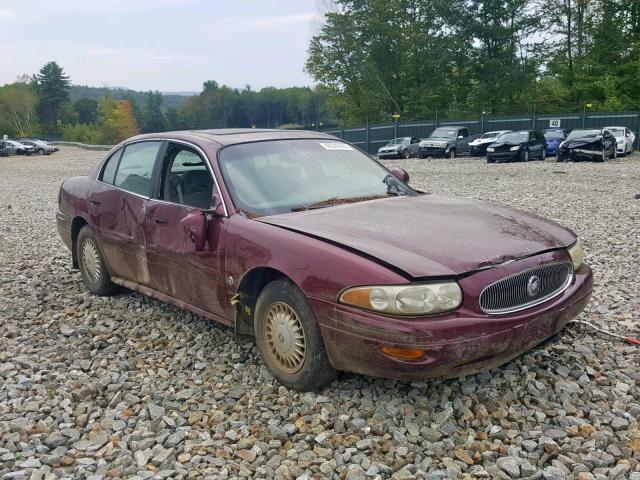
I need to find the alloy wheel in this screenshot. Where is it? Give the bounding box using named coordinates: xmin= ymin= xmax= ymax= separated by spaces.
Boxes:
xmin=80 ymin=237 xmax=102 ymax=284
xmin=264 ymin=302 xmax=306 ymax=374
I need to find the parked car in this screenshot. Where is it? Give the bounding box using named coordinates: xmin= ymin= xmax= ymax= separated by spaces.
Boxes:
xmin=418 ymin=126 xmax=478 ymax=158
xmin=0 ymin=141 xmax=8 ymax=157
xmin=19 ymin=139 xmax=59 ymax=155
xmin=603 ymin=126 xmax=635 ymax=156
xmin=543 ymin=128 xmax=569 ymax=156
xmin=3 ymin=140 xmax=34 ymax=156
xmin=57 ymin=129 xmax=592 ymax=391
xmin=469 ymin=130 xmax=510 ymax=156
xmin=486 ymin=130 xmax=547 ymax=163
xmin=377 ymin=137 xmax=421 ymax=159
xmin=557 ymin=129 xmax=617 ymax=162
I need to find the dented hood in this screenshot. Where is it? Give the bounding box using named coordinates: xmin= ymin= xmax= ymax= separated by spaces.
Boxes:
xmin=258 ymin=194 xmax=576 ymax=278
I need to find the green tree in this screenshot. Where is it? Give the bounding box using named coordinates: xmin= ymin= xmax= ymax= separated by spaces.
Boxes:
xmin=141 ymin=91 xmax=167 ymax=133
xmin=0 ymin=82 xmax=41 ymax=137
xmin=35 ymin=61 xmax=71 ymax=133
xmin=74 ymin=98 xmax=99 ymax=124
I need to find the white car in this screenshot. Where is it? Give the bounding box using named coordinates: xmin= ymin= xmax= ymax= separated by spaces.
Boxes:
xmin=468 ymin=130 xmax=511 ymax=156
xmin=604 ymin=126 xmax=635 ymax=156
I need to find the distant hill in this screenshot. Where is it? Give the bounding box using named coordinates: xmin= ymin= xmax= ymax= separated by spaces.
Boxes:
xmin=69 ymin=85 xmax=195 ymax=111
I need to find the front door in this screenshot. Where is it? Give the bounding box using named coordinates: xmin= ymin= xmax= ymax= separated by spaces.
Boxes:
xmin=88 ymin=140 xmax=163 ymax=284
xmin=145 ymin=142 xmax=229 ymax=319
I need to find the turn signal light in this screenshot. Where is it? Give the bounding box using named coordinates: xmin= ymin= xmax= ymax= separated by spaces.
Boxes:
xmin=380 ymin=346 xmax=426 ymax=360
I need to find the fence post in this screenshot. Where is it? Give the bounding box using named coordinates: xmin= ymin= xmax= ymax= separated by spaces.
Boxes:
xmin=340 ymin=128 xmax=344 ymax=139
xmin=636 ymin=113 xmax=640 ymax=149
xmin=366 ymin=117 xmax=370 ymax=153
xmin=394 ymin=121 xmax=398 ymax=139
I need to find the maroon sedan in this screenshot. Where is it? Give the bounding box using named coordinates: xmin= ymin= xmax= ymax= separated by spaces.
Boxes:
xmin=57 ymin=129 xmax=592 ymax=391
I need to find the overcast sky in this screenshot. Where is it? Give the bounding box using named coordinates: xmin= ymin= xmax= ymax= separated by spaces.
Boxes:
xmin=0 ymin=0 xmax=320 ymax=92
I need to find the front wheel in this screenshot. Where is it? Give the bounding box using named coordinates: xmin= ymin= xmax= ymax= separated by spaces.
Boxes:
xmin=445 ymin=148 xmax=456 ymax=159
xmin=77 ymin=226 xmax=119 ymax=296
xmin=520 ymin=149 xmax=529 ymax=162
xmin=540 ymin=148 xmax=546 ymax=160
xmin=401 ymin=148 xmax=409 ymax=159
xmin=38 ymin=148 xmax=45 ymax=155
xmin=254 ymin=279 xmax=336 ymax=391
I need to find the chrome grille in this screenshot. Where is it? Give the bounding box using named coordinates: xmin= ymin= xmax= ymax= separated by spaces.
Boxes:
xmin=479 ymin=262 xmax=573 ymax=314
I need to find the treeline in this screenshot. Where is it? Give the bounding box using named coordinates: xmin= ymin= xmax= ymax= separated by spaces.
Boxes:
xmin=0 ymin=62 xmax=342 ymax=143
xmin=307 ymin=0 xmax=640 ymax=125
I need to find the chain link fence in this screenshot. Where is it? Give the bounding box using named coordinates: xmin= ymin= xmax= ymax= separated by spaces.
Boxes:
xmin=323 ymin=111 xmax=640 ymax=155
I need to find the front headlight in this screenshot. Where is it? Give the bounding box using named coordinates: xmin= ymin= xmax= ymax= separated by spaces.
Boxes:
xmin=339 ymin=283 xmax=463 ymax=316
xmin=568 ymin=240 xmax=584 ymax=271
xmin=509 ymin=146 xmax=520 ymax=151
xmin=486 ymin=147 xmax=494 ymax=152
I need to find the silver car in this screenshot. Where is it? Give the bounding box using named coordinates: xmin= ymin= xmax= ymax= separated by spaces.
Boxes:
xmin=377 ymin=137 xmax=421 ymax=159
xmin=3 ymin=140 xmax=35 ymax=156
xmin=19 ymin=139 xmax=58 ymax=155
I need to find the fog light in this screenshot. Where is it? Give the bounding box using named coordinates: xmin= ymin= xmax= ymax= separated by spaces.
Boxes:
xmin=380 ymin=346 xmax=426 ymax=360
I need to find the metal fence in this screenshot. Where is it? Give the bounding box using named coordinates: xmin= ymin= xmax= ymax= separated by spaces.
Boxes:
xmin=323 ymin=111 xmax=640 ymax=154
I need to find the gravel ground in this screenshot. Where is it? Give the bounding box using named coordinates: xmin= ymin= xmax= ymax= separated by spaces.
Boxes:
xmin=1 ymin=147 xmax=639 ymax=480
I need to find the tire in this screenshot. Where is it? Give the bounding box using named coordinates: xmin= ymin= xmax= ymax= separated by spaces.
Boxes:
xmin=520 ymin=149 xmax=529 ymax=162
xmin=487 ymin=156 xmax=495 ymax=164
xmin=254 ymin=278 xmax=336 ymax=391
xmin=445 ymin=148 xmax=456 ymax=159
xmin=418 ymin=154 xmax=426 ymax=159
xmin=76 ymin=226 xmax=119 ymax=296
xmin=38 ymin=148 xmax=45 ymax=155
xmin=540 ymin=149 xmax=546 ymax=161
xmin=609 ymin=148 xmax=617 ymax=160
xmin=401 ymin=148 xmax=409 ymax=159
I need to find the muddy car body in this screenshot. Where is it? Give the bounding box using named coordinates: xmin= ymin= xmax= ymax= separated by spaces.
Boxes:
xmin=557 ymin=129 xmax=617 ymax=162
xmin=57 ymin=129 xmax=592 ymax=391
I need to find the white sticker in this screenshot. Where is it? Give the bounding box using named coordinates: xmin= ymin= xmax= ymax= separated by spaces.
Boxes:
xmin=319 ymin=142 xmax=353 ymax=151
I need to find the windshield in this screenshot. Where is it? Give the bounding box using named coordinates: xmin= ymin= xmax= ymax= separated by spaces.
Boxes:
xmin=430 ymin=128 xmax=457 ymax=139
xmin=387 ymin=138 xmax=408 ymax=145
xmin=498 ymin=132 xmax=529 ymax=143
xmin=567 ymin=129 xmax=600 ymax=140
xmin=606 ymin=128 xmax=624 ymax=137
xmin=219 ymin=139 xmax=414 ymax=216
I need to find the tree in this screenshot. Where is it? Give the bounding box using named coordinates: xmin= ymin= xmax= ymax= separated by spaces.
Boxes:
xmin=105 ymin=99 xmax=140 ymax=143
xmin=141 ymin=91 xmax=166 ymax=133
xmin=35 ymin=61 xmax=71 ymax=133
xmin=74 ymin=98 xmax=99 ymax=124
xmin=0 ymin=82 xmax=41 ymax=137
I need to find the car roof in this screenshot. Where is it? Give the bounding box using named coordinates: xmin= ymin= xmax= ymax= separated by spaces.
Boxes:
xmin=126 ymin=128 xmax=339 ymax=147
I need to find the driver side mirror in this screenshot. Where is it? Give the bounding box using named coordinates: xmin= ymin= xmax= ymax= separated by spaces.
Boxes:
xmin=391 ymin=167 xmax=410 ymax=183
xmin=457 ymin=135 xmax=463 ymax=139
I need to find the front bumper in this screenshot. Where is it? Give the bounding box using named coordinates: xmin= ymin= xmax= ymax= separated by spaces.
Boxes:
xmin=419 ymin=146 xmax=447 ymax=157
xmin=469 ymin=145 xmax=488 ymax=156
xmin=378 ymin=150 xmax=401 ymax=158
xmin=559 ymin=148 xmax=601 ymax=161
xmin=312 ymin=252 xmax=593 ymax=381
xmin=487 ymin=151 xmax=519 ymax=162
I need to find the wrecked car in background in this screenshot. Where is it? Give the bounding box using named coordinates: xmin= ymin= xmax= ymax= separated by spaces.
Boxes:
xmin=469 ymin=130 xmax=510 ymax=156
xmin=557 ymin=129 xmax=617 ymax=162
xmin=377 ymin=137 xmax=421 ymax=159
xmin=57 ymin=129 xmax=592 ymax=391
xmin=486 ymin=130 xmax=547 ymax=163
xmin=418 ymin=126 xmax=478 ymax=158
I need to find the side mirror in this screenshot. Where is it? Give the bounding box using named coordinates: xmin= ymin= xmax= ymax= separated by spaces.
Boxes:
xmin=391 ymin=167 xmax=410 ymax=183
xmin=181 ymin=210 xmax=207 ymax=252
xmin=457 ymin=135 xmax=463 ymax=139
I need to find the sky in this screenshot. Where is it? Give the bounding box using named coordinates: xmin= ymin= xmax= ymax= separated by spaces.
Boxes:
xmin=0 ymin=0 xmax=321 ymax=92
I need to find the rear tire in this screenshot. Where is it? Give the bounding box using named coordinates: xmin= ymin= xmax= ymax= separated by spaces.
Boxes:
xmin=76 ymin=226 xmax=119 ymax=296
xmin=38 ymin=148 xmax=45 ymax=155
xmin=254 ymin=278 xmax=336 ymax=391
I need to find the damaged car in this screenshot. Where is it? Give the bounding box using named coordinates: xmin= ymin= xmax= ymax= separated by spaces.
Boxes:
xmin=57 ymin=129 xmax=593 ymax=391
xmin=469 ymin=130 xmax=510 ymax=156
xmin=377 ymin=137 xmax=421 ymax=159
xmin=557 ymin=129 xmax=617 ymax=162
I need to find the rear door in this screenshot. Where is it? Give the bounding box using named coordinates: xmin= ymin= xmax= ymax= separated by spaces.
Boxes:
xmin=144 ymin=141 xmax=229 ymax=319
xmin=88 ymin=140 xmax=163 ymax=284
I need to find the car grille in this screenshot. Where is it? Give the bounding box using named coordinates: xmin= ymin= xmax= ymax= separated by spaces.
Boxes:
xmin=479 ymin=262 xmax=573 ymax=314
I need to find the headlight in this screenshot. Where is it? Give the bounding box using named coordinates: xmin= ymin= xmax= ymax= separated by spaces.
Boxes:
xmin=339 ymin=283 xmax=463 ymax=316
xmin=509 ymin=146 xmax=520 ymax=151
xmin=568 ymin=240 xmax=584 ymax=271
xmin=486 ymin=147 xmax=494 ymax=152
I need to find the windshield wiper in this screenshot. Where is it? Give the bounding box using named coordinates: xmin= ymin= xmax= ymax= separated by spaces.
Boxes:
xmin=291 ymin=194 xmax=392 ymax=212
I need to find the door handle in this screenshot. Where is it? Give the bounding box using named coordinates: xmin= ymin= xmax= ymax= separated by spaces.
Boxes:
xmin=151 ymin=216 xmax=168 ymax=226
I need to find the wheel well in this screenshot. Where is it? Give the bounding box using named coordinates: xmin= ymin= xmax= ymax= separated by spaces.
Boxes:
xmin=234 ymin=267 xmax=288 ymax=341
xmin=71 ymin=217 xmax=88 ymax=269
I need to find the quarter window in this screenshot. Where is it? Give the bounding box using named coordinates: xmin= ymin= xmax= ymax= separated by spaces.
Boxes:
xmin=100 ymin=148 xmax=123 ymax=184
xmin=114 ymin=141 xmax=162 ymax=197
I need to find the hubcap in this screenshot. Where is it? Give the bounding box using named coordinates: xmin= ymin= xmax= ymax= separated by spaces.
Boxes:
xmin=81 ymin=238 xmax=101 ymax=284
xmin=264 ymin=302 xmax=306 ymax=373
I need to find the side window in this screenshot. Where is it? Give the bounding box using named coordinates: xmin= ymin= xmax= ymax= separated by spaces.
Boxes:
xmin=460 ymin=129 xmax=468 ymax=138
xmin=411 ymin=137 xmax=419 ymax=144
xmin=162 ymin=145 xmax=214 ymax=209
xmin=100 ymin=148 xmax=123 ymax=184
xmin=114 ymin=141 xmax=162 ymax=197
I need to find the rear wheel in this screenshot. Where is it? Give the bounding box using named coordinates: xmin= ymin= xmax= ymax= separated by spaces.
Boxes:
xmin=255 ymin=278 xmax=336 ymax=391
xmin=38 ymin=148 xmax=45 ymax=155
xmin=77 ymin=226 xmax=119 ymax=296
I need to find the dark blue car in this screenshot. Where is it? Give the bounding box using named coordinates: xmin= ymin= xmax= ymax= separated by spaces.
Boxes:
xmin=543 ymin=129 xmax=569 ymax=156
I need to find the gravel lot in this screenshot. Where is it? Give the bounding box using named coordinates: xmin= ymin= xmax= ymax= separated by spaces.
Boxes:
xmin=1 ymin=147 xmax=639 ymax=480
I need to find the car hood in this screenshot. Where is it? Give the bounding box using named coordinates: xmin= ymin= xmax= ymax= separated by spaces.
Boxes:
xmin=470 ymin=138 xmax=495 ymax=146
xmin=562 ymin=136 xmax=602 ymax=148
xmin=257 ymin=195 xmax=576 ymax=278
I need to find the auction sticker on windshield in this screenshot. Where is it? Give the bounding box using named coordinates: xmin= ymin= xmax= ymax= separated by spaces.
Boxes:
xmin=319 ymin=142 xmax=353 ymax=150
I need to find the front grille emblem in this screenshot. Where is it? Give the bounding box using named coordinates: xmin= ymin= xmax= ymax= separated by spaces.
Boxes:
xmin=527 ymin=275 xmax=540 ymax=297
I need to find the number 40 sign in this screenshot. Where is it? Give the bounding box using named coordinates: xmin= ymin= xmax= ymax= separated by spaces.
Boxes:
xmin=549 ymin=119 xmax=561 ymax=128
